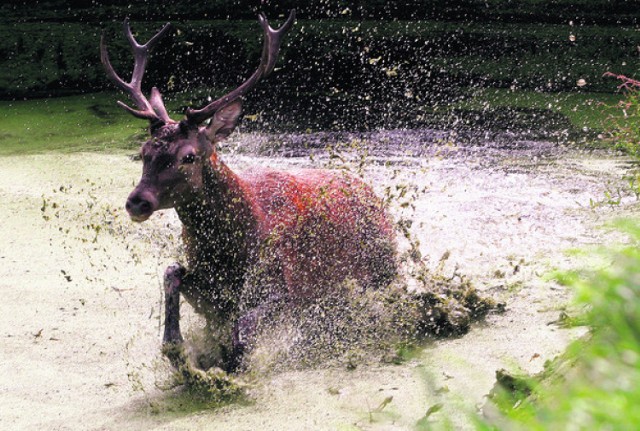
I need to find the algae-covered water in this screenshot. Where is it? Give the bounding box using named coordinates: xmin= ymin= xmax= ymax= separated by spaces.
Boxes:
xmin=0 ymin=129 xmax=636 ymax=429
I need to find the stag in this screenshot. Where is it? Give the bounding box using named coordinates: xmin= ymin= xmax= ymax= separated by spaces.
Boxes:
xmin=101 ymin=11 xmax=397 ymax=371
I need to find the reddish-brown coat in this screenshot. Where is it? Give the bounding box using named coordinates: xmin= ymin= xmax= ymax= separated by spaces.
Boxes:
xmin=238 ymin=166 xmax=396 ymax=299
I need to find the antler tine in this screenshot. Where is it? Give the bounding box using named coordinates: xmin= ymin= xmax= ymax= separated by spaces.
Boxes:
xmin=259 ymin=10 xmax=296 ymax=75
xmin=186 ymin=10 xmax=295 ymax=125
xmin=100 ymin=19 xmax=174 ymax=124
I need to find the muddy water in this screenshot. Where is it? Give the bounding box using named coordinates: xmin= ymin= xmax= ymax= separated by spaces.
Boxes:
xmin=0 ymin=131 xmax=637 ymax=430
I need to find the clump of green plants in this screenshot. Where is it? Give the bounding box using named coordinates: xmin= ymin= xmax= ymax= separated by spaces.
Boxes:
xmin=161 ymin=342 xmax=246 ymax=404
xmin=603 ymin=73 xmax=640 ymax=159
xmin=481 ymin=219 xmax=640 ymax=430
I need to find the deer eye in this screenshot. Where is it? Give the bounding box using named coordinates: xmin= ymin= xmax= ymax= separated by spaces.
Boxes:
xmin=181 ymin=154 xmax=196 ymax=164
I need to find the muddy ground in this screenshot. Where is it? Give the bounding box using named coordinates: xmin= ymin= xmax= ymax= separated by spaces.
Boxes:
xmin=0 ymin=131 xmax=637 ymax=430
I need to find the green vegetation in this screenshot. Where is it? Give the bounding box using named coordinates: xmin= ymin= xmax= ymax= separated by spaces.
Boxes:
xmin=2 ymin=15 xmax=638 ymax=127
xmin=1 ymin=2 xmax=638 ymax=136
xmin=599 ymin=74 xmax=640 ymax=159
xmin=0 ymin=88 xmax=626 ymax=156
xmin=459 ymin=88 xmax=623 ymax=133
xmin=482 ymin=220 xmax=640 ymax=430
xmin=0 ymin=93 xmax=145 ymax=155
xmin=1 ymin=0 xmax=636 ymax=24
xmin=161 ymin=342 xmax=245 ymax=405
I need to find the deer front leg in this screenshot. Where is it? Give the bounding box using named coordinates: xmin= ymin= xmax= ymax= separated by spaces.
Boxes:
xmin=163 ymin=263 xmax=186 ymax=346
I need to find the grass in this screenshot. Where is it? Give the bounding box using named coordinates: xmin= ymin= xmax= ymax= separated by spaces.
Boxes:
xmin=458 ymin=88 xmax=625 ymax=132
xmin=0 ymin=93 xmax=147 ymax=155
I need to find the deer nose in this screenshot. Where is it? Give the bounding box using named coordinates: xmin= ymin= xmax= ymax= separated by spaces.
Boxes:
xmin=126 ymin=196 xmax=151 ymax=212
xmin=126 ymin=191 xmax=158 ymax=222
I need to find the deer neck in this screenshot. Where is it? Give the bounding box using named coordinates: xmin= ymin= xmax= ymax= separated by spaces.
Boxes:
xmin=175 ymin=155 xmax=259 ymax=276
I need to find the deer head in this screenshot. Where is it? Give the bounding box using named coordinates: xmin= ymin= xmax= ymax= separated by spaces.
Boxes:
xmin=101 ymin=12 xmax=295 ymax=222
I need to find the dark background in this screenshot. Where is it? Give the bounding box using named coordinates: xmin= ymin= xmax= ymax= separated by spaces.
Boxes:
xmin=1 ymin=1 xmax=639 ymax=132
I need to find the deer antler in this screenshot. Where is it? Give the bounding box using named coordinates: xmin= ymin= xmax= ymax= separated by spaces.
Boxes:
xmin=185 ymin=10 xmax=296 ymax=125
xmin=100 ymin=19 xmax=174 ymax=125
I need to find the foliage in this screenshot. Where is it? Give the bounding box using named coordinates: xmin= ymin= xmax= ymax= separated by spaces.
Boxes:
xmin=1 ymin=3 xmax=639 ymax=137
xmin=602 ymin=73 xmax=640 ymax=159
xmin=0 ymin=17 xmax=640 ymax=104
xmin=161 ymin=342 xmax=245 ymax=404
xmin=460 ymin=88 xmax=623 ymax=136
xmin=482 ymin=219 xmax=640 ymax=430
xmin=1 ymin=0 xmax=637 ymax=24
xmin=1 ymin=1 xmax=639 ymax=137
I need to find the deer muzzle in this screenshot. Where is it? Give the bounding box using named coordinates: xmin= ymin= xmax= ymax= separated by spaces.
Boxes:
xmin=126 ymin=187 xmax=159 ymax=222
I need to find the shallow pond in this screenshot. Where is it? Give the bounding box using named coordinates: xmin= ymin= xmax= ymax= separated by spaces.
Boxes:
xmin=0 ymin=130 xmax=636 ymax=430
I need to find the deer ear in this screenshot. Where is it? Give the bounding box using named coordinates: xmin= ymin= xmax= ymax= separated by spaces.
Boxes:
xmin=204 ymin=100 xmax=243 ymax=142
